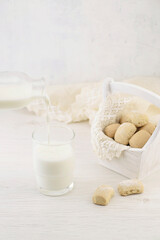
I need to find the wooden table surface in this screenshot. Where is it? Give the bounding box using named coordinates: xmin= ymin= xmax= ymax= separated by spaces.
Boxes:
xmin=0 ymin=110 xmax=160 ymax=240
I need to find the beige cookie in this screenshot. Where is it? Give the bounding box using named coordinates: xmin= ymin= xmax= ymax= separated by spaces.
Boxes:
xmin=129 ymin=130 xmax=151 ymax=148
xmin=118 ymin=179 xmax=144 ymax=196
xmin=120 ymin=112 xmax=148 ymax=127
xmin=104 ymin=123 xmax=120 ymax=138
xmin=92 ymin=185 xmax=114 ymax=206
xmin=139 ymin=122 xmax=156 ymax=135
xmin=114 ymin=122 xmax=137 ymax=145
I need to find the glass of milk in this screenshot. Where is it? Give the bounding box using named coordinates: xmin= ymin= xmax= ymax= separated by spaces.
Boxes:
xmin=32 ymin=124 xmax=75 ymax=196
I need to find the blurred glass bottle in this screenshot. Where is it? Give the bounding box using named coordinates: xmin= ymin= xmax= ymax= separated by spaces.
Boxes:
xmin=0 ymin=72 xmax=45 ymax=110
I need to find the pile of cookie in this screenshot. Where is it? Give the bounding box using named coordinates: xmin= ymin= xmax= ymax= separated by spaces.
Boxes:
xmin=104 ymin=111 xmax=156 ymax=148
xmin=92 ymin=179 xmax=144 ymax=206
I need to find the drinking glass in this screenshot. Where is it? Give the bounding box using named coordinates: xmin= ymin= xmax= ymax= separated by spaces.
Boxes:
xmin=32 ymin=124 xmax=75 ymax=196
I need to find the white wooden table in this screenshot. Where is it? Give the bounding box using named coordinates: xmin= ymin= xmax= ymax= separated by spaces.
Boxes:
xmin=0 ymin=110 xmax=160 ymax=240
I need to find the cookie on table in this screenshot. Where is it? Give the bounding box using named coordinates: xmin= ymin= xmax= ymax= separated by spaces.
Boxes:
xmin=118 ymin=179 xmax=144 ymax=196
xmin=92 ymin=185 xmax=114 ymax=206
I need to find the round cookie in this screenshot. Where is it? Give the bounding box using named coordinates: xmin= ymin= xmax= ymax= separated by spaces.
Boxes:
xmin=114 ymin=122 xmax=137 ymax=145
xmin=139 ymin=122 xmax=156 ymax=135
xmin=104 ymin=123 xmax=120 ymax=138
xmin=120 ymin=112 xmax=148 ymax=127
xmin=129 ymin=130 xmax=151 ymax=148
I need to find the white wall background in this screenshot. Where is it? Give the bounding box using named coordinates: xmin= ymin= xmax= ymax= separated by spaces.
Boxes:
xmin=0 ymin=0 xmax=160 ymax=83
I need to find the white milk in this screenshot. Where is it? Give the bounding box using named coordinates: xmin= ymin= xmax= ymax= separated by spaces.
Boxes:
xmin=0 ymin=84 xmax=32 ymax=109
xmin=45 ymin=94 xmax=52 ymax=144
xmin=33 ymin=143 xmax=75 ymax=191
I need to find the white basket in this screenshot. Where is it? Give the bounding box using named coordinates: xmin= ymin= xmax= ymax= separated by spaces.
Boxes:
xmin=99 ymin=80 xmax=160 ymax=179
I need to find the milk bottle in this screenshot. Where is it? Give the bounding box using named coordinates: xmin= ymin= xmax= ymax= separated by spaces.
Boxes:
xmin=0 ymin=72 xmax=45 ymax=109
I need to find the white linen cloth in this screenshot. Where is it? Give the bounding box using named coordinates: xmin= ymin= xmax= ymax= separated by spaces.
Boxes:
xmin=27 ymin=81 xmax=103 ymax=123
xmin=27 ymin=77 xmax=160 ymax=124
